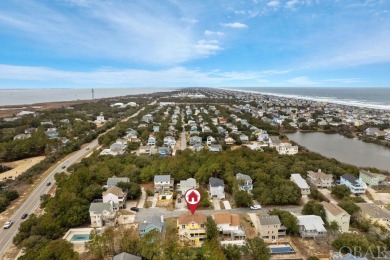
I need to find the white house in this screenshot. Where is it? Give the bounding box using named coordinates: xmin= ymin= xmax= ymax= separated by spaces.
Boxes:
xmin=154 ymin=175 xmax=174 ymax=194
xmin=276 ymin=143 xmax=298 ymax=155
xmin=177 ymin=178 xmax=198 ymax=195
xmin=164 ymin=136 xmax=176 ymax=146
xmin=290 ymin=173 xmax=310 ymax=198
xmin=206 ymin=136 xmax=216 ymax=146
xmin=307 ymin=169 xmax=333 ymax=188
xmin=212 ymin=213 xmax=245 ymax=239
xmin=102 ymin=186 xmax=127 ymax=209
xmin=147 ymin=136 xmax=156 ymax=146
xmin=96 ymin=115 xmax=106 ymax=123
xmin=89 ymin=201 xmax=116 ymax=228
xmin=297 ymin=215 xmax=327 ymax=238
xmin=209 ymin=177 xmax=225 ymax=199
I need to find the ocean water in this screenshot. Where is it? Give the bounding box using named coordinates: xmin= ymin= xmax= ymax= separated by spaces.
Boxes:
xmin=224 ymin=87 xmax=390 ymax=110
xmin=0 ymin=87 xmax=178 ymax=106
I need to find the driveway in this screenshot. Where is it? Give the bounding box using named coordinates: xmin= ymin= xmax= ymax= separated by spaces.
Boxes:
xmin=213 ymin=198 xmax=221 ymax=210
xmin=318 ymin=188 xmax=337 ymax=204
xmin=248 ymin=213 xmax=260 ymax=235
xmin=137 ymin=188 xmax=146 ymax=208
xmin=151 ymin=193 xmax=158 ymax=208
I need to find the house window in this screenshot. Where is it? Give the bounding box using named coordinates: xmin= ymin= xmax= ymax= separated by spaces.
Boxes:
xmin=182 ymin=225 xmax=185 ymax=229
xmin=191 ymin=223 xmax=195 ymax=228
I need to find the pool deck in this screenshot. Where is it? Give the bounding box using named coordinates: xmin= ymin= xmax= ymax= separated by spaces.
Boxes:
xmin=63 ymin=228 xmax=95 ymax=244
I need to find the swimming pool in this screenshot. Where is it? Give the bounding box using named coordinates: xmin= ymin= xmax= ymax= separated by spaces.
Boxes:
xmin=70 ymin=234 xmax=90 ymax=241
xmin=269 ymin=243 xmax=295 ymax=254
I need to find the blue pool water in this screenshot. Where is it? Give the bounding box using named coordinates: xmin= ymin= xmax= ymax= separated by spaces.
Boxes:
xmin=269 ymin=244 xmax=295 ymax=254
xmin=70 ymin=234 xmax=90 ymax=241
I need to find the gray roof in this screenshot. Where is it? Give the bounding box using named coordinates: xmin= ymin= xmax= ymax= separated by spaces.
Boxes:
xmin=209 ymin=177 xmax=224 ymax=187
xmin=259 ymin=215 xmax=281 ymax=226
xmin=341 ymin=174 xmax=358 ymax=185
xmin=139 ymin=215 xmax=164 ymax=232
xmin=356 ymin=203 xmax=390 ymax=219
xmin=107 ymin=176 xmax=130 ymax=187
xmin=290 ymin=174 xmax=309 ymax=189
xmin=154 ymin=175 xmax=171 ymax=183
xmin=113 ymin=252 xmax=142 ymax=260
xmin=236 ymin=173 xmax=252 ymax=182
xmin=89 ymin=202 xmax=113 ymax=214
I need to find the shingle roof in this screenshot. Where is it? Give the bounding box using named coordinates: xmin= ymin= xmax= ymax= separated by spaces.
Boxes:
xmin=154 ymin=175 xmax=171 ymax=183
xmin=139 ymin=215 xmax=164 ymax=231
xmin=213 ymin=213 xmax=240 ymax=226
xmin=209 ymin=177 xmax=224 ymax=187
xmin=259 ymin=215 xmax=281 ymax=226
xmin=297 ymin=215 xmax=326 ymax=232
xmin=178 ymin=211 xmax=207 ymax=225
xmin=103 ymin=186 xmax=125 ymax=197
xmin=236 ymin=173 xmax=252 ymax=182
xmin=107 ymin=176 xmax=130 ymax=186
xmin=356 ymin=203 xmax=390 ymax=219
xmin=321 ymin=201 xmax=349 ymax=217
xmin=341 ymin=174 xmax=358 ymax=185
xmin=89 ymin=202 xmax=113 ymax=214
xmin=290 ymin=174 xmax=309 ymax=189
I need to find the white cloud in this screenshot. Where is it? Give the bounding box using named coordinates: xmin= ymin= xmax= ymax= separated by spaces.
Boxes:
xmin=323 ymin=78 xmax=364 ymax=84
xmin=0 ymin=1 xmax=219 ymax=65
xmin=285 ymin=0 xmax=300 ymax=9
xmin=287 ymin=76 xmax=317 ymax=85
xmin=221 ymin=22 xmax=248 ymax=29
xmin=194 ymin=40 xmax=222 ymax=55
xmin=0 ymin=64 xmax=290 ymax=87
xmin=204 ymin=30 xmax=224 ymax=36
xmin=267 ymin=1 xmax=280 ymax=8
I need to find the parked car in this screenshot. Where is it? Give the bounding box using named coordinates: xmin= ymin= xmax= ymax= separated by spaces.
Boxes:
xmin=130 ymin=207 xmax=139 ymax=212
xmin=250 ymin=205 xmax=261 ymax=210
xmin=21 ymin=213 xmax=28 ymax=219
xmin=46 ymin=182 xmax=51 ymax=186
xmin=3 ymin=220 xmax=13 ymax=229
xmin=62 ymin=165 xmax=66 ymax=169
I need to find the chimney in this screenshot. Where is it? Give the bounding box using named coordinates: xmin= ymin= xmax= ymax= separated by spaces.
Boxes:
xmin=161 ymin=215 xmax=164 ymax=223
xmin=318 ymin=169 xmax=321 ymax=172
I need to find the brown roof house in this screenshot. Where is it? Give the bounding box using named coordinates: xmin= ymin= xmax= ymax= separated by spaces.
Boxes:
xmin=212 ymin=213 xmax=245 ymax=244
xmin=177 ymin=211 xmax=207 ymax=246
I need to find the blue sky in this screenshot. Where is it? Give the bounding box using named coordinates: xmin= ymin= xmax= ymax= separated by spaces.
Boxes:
xmin=0 ymin=0 xmax=389 ymax=88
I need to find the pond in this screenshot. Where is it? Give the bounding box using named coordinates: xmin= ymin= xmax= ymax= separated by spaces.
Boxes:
xmin=287 ymin=132 xmax=390 ymax=171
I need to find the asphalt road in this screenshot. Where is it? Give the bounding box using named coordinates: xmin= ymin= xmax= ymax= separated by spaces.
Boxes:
xmin=0 ymin=102 xmax=153 ymax=257
xmin=0 ymin=140 xmax=98 ymax=257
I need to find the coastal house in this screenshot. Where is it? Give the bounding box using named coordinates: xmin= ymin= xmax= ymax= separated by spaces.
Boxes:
xmin=258 ymin=215 xmax=287 ymax=243
xmin=96 ymin=115 xmax=106 ymax=123
xmin=139 ymin=215 xmax=165 ymax=237
xmin=147 ymin=136 xmax=156 ymax=146
xmin=340 ymin=174 xmax=367 ymax=195
xmin=307 ymin=169 xmax=333 ymax=188
xmin=208 ymin=144 xmax=222 ymax=152
xmin=239 ymin=134 xmax=249 ymax=143
xmin=14 ymin=133 xmax=31 ymax=140
xmin=154 ymin=175 xmax=174 ymax=194
xmin=177 ymin=211 xmax=207 ymax=246
xmin=189 ymin=136 xmax=203 ymax=146
xmin=45 ymin=128 xmax=58 ymax=139
xmin=89 ymin=201 xmax=116 ymax=228
xmin=276 ymin=143 xmax=298 ymax=155
xmin=365 ymin=128 xmax=380 ymax=136
xmin=290 ymin=173 xmax=310 ymax=198
xmin=209 ymin=177 xmax=225 ymax=199
xmin=356 ymin=203 xmax=390 ymax=231
xmin=113 ymin=253 xmax=141 ymax=260
xmin=321 ymin=201 xmax=350 ymax=233
xmin=212 ymin=213 xmax=245 ymax=241
xmin=236 ymin=173 xmax=253 ymax=192
xmin=359 ymin=170 xmax=387 ymax=188
xmin=206 ymin=136 xmax=216 ymax=146
xmin=163 ymin=136 xmax=176 ymax=146
xmin=106 ymin=176 xmax=130 ymax=188
xmin=139 ymin=145 xmax=152 ymax=155
xmin=224 ymin=136 xmax=235 ymax=145
xmin=102 ymin=186 xmax=127 ymax=209
xmin=177 ymin=178 xmax=198 ymax=195
xmin=297 ymin=215 xmax=327 ymax=238
xmin=141 ymin=114 xmax=153 ymax=123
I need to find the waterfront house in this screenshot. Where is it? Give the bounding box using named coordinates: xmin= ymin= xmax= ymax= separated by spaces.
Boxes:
xmin=258 ymin=215 xmax=287 ymax=243
xmin=276 ymin=143 xmax=298 ymax=155
xmin=236 ymin=173 xmax=253 ymax=192
xmin=177 ymin=211 xmax=207 ymax=246
xmin=340 ymin=174 xmax=367 ymax=195
xmin=297 ymin=215 xmax=327 ymax=238
xmin=209 ymin=177 xmax=225 ymax=199
xmin=356 ymin=203 xmax=390 ymax=231
xmin=359 ymin=170 xmax=387 ymax=188
xmin=290 ymin=173 xmax=310 ymax=198
xmin=139 ymin=215 xmax=165 ymax=237
xmin=307 ymin=169 xmax=333 ymax=188
xmin=321 ymin=201 xmax=350 ymax=233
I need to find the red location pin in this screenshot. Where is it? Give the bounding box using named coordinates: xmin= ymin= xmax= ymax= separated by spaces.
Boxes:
xmin=185 ymin=189 xmax=201 ymax=215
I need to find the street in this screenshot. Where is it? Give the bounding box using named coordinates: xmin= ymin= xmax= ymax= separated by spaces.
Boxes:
xmin=0 ymin=102 xmax=154 ymax=257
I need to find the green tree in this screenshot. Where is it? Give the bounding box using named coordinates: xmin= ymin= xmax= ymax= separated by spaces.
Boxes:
xmin=223 ymin=244 xmax=241 ymax=260
xmin=234 ymin=190 xmax=252 ymax=207
xmin=331 ymin=185 xmax=351 ymax=199
xmin=302 ymin=200 xmax=326 ymax=220
xmin=244 ymin=237 xmax=270 ymax=260
xmin=199 ymin=240 xmax=227 ymax=260
xmin=205 ymin=216 xmax=219 ymax=242
xmin=338 ymin=199 xmax=360 ymax=215
xmin=269 ymin=209 xmax=299 ymax=235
